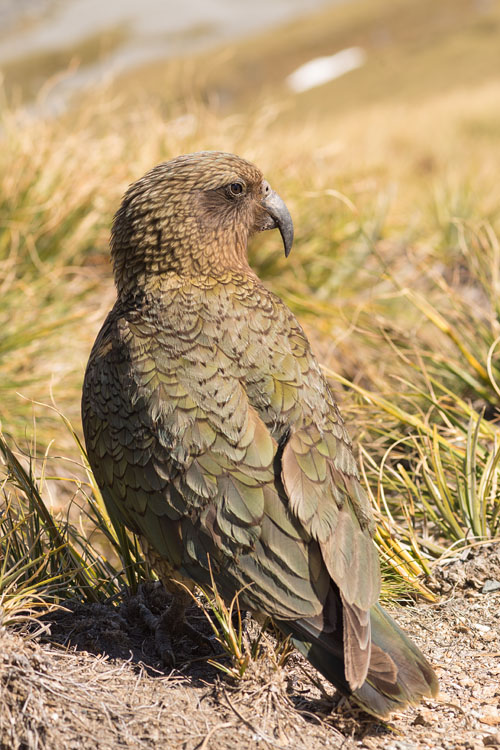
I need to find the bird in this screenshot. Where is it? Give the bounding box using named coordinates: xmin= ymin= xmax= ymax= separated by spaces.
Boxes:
xmin=82 ymin=151 xmax=438 ymax=718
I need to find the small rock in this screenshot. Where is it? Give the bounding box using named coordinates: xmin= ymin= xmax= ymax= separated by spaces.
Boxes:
xmin=482 ymin=580 xmax=500 ymax=594
xmin=483 ymin=632 xmax=497 ymax=643
xmin=483 ymin=733 xmax=500 ymax=746
xmin=480 ymin=707 xmax=500 ymax=726
xmin=459 ymin=676 xmax=475 ymax=687
xmin=473 ymin=623 xmax=491 ymax=633
xmin=413 ymin=708 xmax=434 ymax=726
xmin=473 ymin=684 xmax=498 ymax=700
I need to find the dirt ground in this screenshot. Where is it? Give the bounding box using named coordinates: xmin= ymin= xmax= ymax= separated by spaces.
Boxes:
xmin=1 ymin=543 xmax=499 ymax=750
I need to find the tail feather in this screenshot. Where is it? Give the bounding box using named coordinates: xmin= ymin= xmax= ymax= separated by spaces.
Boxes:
xmin=341 ymin=597 xmax=371 ymax=689
xmin=278 ymin=602 xmax=438 ymax=718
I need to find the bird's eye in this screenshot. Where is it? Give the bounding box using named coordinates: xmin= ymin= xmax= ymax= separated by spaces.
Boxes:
xmin=227 ymin=182 xmax=245 ymax=198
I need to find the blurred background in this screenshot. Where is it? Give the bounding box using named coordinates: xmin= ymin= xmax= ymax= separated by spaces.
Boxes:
xmin=3 ymin=0 xmax=499 ymax=122
xmin=0 ymin=0 xmax=334 ymax=113
xmin=1 ymin=0 xmax=500 ymax=606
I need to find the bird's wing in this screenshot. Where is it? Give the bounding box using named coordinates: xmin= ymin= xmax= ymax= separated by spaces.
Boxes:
xmin=82 ymin=303 xmax=329 ymax=621
xmin=237 ymin=295 xmax=380 ymax=687
xmin=281 ymin=410 xmax=380 ymax=688
xmin=83 ymin=294 xmax=380 ymax=685
xmin=250 ymin=304 xmax=380 ymax=604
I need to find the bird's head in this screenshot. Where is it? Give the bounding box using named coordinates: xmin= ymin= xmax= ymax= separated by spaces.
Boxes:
xmin=111 ymin=151 xmax=293 ymax=296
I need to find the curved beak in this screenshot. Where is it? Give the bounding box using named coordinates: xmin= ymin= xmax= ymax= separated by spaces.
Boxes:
xmin=259 ymin=185 xmax=294 ymax=257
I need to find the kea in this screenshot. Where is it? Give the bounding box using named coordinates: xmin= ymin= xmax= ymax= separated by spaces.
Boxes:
xmin=82 ymin=151 xmax=438 ymax=718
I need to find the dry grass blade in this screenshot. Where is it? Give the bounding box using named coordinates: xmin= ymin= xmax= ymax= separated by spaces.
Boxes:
xmin=0 ymin=421 xmax=153 ymax=627
xmin=184 ymin=562 xmax=255 ymax=679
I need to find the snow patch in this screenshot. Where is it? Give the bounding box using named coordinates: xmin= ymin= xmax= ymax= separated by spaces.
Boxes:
xmin=286 ymin=47 xmax=366 ymax=93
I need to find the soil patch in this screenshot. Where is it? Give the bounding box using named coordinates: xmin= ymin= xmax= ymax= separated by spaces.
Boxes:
xmin=1 ymin=544 xmax=499 ymax=750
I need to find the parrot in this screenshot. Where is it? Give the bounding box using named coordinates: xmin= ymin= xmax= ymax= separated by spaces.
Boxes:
xmin=82 ymin=151 xmax=438 ymax=717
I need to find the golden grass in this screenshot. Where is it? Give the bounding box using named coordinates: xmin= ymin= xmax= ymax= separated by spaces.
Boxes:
xmin=1 ymin=0 xmax=500 ymax=615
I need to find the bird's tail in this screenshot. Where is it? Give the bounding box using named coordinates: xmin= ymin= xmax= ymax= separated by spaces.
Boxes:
xmin=278 ymin=602 xmax=438 ymax=718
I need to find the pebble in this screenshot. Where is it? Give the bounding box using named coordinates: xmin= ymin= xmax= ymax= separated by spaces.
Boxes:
xmin=473 ymin=624 xmax=491 ymax=633
xmin=483 ymin=733 xmax=500 ymax=746
xmin=413 ymin=709 xmax=434 ymax=727
xmin=480 ymin=706 xmax=500 ymax=726
xmin=459 ymin=677 xmax=475 ymax=687
xmin=482 ymin=580 xmax=500 ymax=593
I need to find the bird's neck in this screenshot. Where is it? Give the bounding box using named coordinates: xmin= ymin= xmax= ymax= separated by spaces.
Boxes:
xmin=113 ymin=231 xmax=254 ymax=296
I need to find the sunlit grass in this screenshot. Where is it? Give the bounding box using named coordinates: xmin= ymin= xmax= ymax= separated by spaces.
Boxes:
xmin=194 ymin=583 xmax=294 ymax=681
xmin=0 ymin=422 xmax=148 ymax=628
xmin=1 ymin=0 xmax=500 ymax=635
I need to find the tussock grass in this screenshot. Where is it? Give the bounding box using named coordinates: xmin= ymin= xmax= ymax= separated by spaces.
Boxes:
xmin=1 ymin=1 xmax=500 ymax=636
xmin=0 ymin=422 xmax=148 ymax=628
